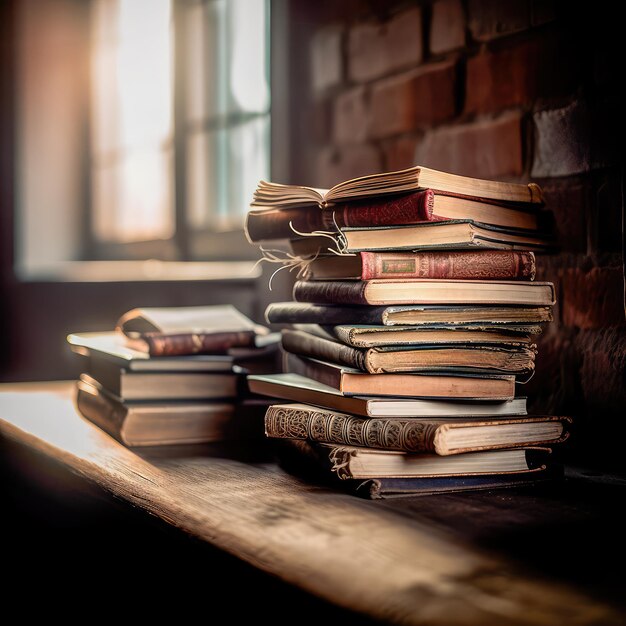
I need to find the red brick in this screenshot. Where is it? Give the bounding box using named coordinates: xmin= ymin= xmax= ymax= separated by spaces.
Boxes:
xmin=333 ymin=86 xmax=369 ymax=145
xmin=562 ymin=267 xmax=625 ymax=329
xmin=310 ymin=25 xmax=344 ymax=94
xmin=430 ymin=0 xmax=465 ymax=55
xmin=532 ymin=101 xmax=590 ymax=178
xmin=465 ymin=37 xmax=579 ymax=115
xmin=369 ymin=61 xmax=456 ymax=138
xmin=540 ymin=179 xmax=589 ymax=253
xmin=312 ymin=98 xmax=333 ymax=144
xmin=468 ymin=0 xmax=530 ymax=42
xmin=382 ymin=135 xmax=420 ymax=171
xmin=414 ymin=112 xmax=523 ymax=178
xmin=348 ymin=7 xmax=422 ymax=82
xmin=316 ymin=144 xmax=383 ymax=188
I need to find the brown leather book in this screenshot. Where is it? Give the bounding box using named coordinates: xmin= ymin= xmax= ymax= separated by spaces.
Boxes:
xmin=281 ymin=328 xmax=537 ymax=375
xmin=284 ymin=352 xmax=516 ymax=400
xmin=292 ymin=279 xmax=555 ymax=307
xmin=116 ymin=305 xmax=267 ymax=356
xmin=264 ymin=403 xmax=571 ymax=456
xmin=301 ymin=250 xmax=536 ymax=281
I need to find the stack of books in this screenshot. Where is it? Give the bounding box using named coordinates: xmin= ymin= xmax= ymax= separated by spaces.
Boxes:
xmin=245 ymin=165 xmax=571 ymax=498
xmin=69 ymin=305 xmax=278 ymax=447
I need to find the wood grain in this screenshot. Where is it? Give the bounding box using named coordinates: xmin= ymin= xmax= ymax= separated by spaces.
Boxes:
xmin=0 ymin=382 xmax=619 ymax=625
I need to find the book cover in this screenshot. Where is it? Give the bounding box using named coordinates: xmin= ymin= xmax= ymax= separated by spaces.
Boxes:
xmin=281 ymin=328 xmax=537 ymax=375
xmin=264 ymin=404 xmax=569 ymax=455
xmin=284 ymin=352 xmax=516 ymax=400
xmin=75 ymin=376 xmax=246 ymax=446
xmin=116 ymin=305 xmax=268 ymax=357
xmin=265 ymin=302 xmax=554 ymax=326
xmin=247 ymin=373 xmax=528 ymax=418
xmin=292 ymin=279 xmax=556 ymax=307
xmin=301 ymin=250 xmax=536 ymax=281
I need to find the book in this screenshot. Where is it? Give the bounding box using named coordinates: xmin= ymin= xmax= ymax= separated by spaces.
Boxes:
xmin=251 ymin=165 xmax=543 ymax=208
xmin=265 ymin=302 xmax=554 ymax=326
xmin=245 ymin=190 xmax=545 ymax=242
xmin=76 ymin=376 xmax=245 ymax=446
xmin=300 ymin=250 xmax=536 ymax=281
xmin=274 ymin=439 xmax=560 ymax=498
xmin=67 ymin=332 xmax=235 ymax=372
xmin=294 ymin=324 xmax=538 ymax=348
xmin=285 ymin=353 xmax=516 ymax=399
xmin=292 ymin=279 xmax=555 ymax=307
xmin=288 ymin=221 xmax=552 ymax=256
xmin=282 ymin=328 xmax=536 ymax=374
xmin=116 ymin=304 xmax=268 ymax=356
xmin=264 ymin=404 xmax=570 ymax=455
xmin=247 ymin=373 xmax=527 ymax=418
xmin=353 ymin=472 xmax=559 ymax=498
xmin=78 ymin=363 xmax=238 ymax=401
xmin=283 ymin=440 xmax=553 ymax=478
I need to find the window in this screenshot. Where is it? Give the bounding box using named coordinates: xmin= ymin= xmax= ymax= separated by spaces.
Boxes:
xmin=89 ymin=0 xmax=270 ymax=258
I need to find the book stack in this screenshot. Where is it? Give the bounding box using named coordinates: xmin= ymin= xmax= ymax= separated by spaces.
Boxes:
xmin=69 ymin=305 xmax=279 ymax=447
xmin=245 ymin=165 xmax=571 ymax=498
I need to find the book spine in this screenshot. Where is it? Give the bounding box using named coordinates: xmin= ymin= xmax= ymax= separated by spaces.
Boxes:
xmin=76 ymin=386 xmax=126 ymax=443
xmin=281 ymin=329 xmax=367 ymax=371
xmin=285 ymin=353 xmax=343 ymax=389
xmin=293 ymin=281 xmax=369 ymax=305
xmin=143 ymin=331 xmax=256 ymax=357
xmin=360 ymin=251 xmax=536 ymax=280
xmin=245 ymin=206 xmax=328 ymax=242
xmin=333 ymin=190 xmax=434 ymax=228
xmin=264 ymin=405 xmax=439 ymax=456
xmin=265 ymin=302 xmax=389 ymax=325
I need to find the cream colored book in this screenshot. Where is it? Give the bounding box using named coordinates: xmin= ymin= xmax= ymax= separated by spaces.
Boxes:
xmin=252 ymin=165 xmax=543 ymax=208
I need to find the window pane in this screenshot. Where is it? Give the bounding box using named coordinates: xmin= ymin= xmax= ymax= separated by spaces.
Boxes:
xmin=94 ymin=149 xmax=174 ymax=243
xmin=225 ymin=115 xmax=270 ymax=226
xmin=228 ymin=0 xmax=270 ymax=114
xmin=90 ymin=0 xmax=174 ymax=242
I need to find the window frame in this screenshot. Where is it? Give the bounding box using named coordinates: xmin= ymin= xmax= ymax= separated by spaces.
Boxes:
xmin=86 ymin=0 xmax=272 ymax=263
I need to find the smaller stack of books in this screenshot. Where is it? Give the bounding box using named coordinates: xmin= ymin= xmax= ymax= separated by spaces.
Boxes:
xmin=69 ymin=305 xmax=279 ymax=447
xmin=245 ymin=165 xmax=571 ymax=498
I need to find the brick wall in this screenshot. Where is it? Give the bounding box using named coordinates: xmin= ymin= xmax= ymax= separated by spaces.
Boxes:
xmin=288 ymin=0 xmax=625 ymax=469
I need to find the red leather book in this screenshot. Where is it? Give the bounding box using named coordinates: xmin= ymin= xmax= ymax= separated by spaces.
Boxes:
xmin=302 ymin=250 xmax=536 ymax=281
xmin=245 ymin=191 xmax=433 ymax=243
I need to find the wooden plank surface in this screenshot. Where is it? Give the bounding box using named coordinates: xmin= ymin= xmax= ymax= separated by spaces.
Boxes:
xmin=0 ymin=382 xmax=621 ymax=625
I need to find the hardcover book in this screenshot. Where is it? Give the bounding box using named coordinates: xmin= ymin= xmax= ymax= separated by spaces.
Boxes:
xmin=288 ymin=221 xmax=552 ymax=256
xmin=264 ymin=403 xmax=570 ymax=455
xmin=292 ymin=279 xmax=555 ymax=307
xmin=300 ymin=250 xmax=536 ymax=281
xmin=276 ymin=440 xmax=550 ymax=480
xmin=247 ymin=373 xmax=527 ymax=418
xmin=67 ymin=331 xmax=236 ymax=371
xmin=285 ymin=352 xmax=516 ymax=399
xmin=294 ymin=324 xmax=538 ymax=348
xmin=116 ymin=304 xmax=268 ymax=356
xmin=245 ymin=190 xmax=545 ymax=242
xmin=265 ymin=302 xmax=554 ymax=326
xmin=251 ymin=165 xmax=543 ymax=208
xmin=75 ymin=376 xmax=246 ymax=446
xmin=281 ymin=328 xmax=536 ymax=375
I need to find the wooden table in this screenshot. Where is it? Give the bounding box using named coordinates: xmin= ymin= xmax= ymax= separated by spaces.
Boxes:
xmin=0 ymin=382 xmax=624 ymax=625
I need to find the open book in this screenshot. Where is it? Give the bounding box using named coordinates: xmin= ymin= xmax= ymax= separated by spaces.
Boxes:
xmin=251 ymin=165 xmax=544 ymax=209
